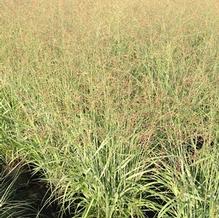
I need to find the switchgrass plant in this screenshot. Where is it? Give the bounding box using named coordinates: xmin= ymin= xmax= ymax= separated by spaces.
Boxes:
xmin=0 ymin=0 xmax=219 ymax=217
xmin=155 ymin=140 xmax=219 ymax=218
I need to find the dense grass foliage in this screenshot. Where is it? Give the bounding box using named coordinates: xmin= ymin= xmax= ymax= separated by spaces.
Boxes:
xmin=0 ymin=0 xmax=219 ymax=217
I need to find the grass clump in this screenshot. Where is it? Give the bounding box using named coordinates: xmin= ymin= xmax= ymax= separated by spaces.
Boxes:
xmin=0 ymin=0 xmax=219 ymax=217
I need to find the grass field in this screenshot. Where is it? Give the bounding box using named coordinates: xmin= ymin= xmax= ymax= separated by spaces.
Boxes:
xmin=0 ymin=0 xmax=219 ymax=217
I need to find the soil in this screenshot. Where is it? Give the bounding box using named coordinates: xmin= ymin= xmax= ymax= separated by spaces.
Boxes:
xmin=0 ymin=161 xmax=72 ymax=218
